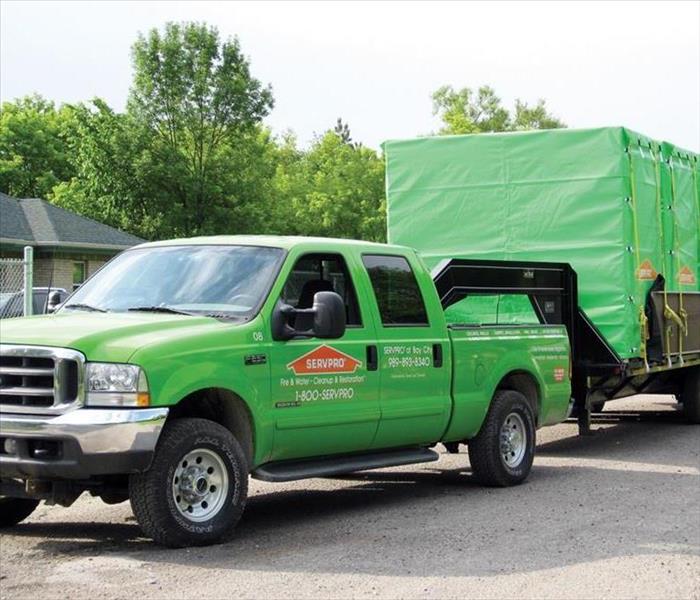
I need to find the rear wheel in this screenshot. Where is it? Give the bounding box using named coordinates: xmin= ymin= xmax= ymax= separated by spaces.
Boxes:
xmin=681 ymin=368 xmax=700 ymax=424
xmin=467 ymin=390 xmax=536 ymax=486
xmin=129 ymin=418 xmax=248 ymax=547
xmin=0 ymin=497 xmax=40 ymax=527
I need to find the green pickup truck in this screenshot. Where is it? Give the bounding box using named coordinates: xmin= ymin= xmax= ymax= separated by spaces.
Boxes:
xmin=0 ymin=236 xmax=571 ymax=546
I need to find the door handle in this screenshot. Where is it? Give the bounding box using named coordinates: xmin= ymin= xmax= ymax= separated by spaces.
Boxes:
xmin=433 ymin=343 xmax=443 ymax=368
xmin=367 ymin=345 xmax=378 ymax=371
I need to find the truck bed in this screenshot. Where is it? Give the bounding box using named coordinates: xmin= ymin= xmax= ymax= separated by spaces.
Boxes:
xmin=443 ymin=323 xmax=572 ymax=441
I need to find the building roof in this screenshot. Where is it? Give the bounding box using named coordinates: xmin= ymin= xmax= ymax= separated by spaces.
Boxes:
xmin=0 ymin=193 xmax=144 ymax=251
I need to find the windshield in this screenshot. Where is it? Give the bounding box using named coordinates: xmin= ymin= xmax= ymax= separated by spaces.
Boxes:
xmin=60 ymin=245 xmax=284 ymax=319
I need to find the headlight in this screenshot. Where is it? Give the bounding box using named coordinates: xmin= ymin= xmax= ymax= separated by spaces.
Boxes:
xmin=85 ymin=363 xmax=150 ymax=407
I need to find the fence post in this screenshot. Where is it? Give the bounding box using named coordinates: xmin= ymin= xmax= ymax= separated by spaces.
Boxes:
xmin=23 ymin=246 xmax=33 ymax=316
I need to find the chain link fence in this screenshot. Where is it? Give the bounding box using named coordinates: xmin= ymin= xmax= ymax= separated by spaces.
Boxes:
xmin=0 ymin=248 xmax=32 ymax=319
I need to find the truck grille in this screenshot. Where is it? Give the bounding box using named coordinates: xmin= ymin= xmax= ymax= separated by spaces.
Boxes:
xmin=0 ymin=346 xmax=84 ymax=414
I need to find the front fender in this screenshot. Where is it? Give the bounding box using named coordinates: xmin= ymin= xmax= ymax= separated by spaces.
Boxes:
xmin=128 ymin=321 xmax=274 ymax=465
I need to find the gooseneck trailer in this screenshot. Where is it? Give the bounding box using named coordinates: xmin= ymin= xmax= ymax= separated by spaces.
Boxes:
xmin=385 ymin=127 xmax=700 ymax=432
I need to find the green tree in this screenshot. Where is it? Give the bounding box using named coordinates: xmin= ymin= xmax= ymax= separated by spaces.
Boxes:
xmin=127 ymin=22 xmax=274 ymax=236
xmin=333 ymin=117 xmax=353 ymax=146
xmin=272 ymin=124 xmax=386 ymax=242
xmin=432 ymin=85 xmax=565 ymax=134
xmin=512 ymin=99 xmax=566 ymax=131
xmin=0 ymin=95 xmax=75 ymax=198
xmin=54 ymin=101 xmax=280 ymax=241
xmin=49 ymin=22 xmax=277 ymax=240
xmin=51 ymin=99 xmax=162 ymax=239
xmin=1 ymin=29 xmax=570 ymax=245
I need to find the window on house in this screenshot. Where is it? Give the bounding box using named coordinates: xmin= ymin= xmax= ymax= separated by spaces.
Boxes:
xmin=73 ymin=261 xmax=87 ymax=290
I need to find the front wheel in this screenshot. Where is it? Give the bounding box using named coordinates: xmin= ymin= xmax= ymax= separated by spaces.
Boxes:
xmin=0 ymin=497 xmax=40 ymax=527
xmin=467 ymin=390 xmax=536 ymax=486
xmin=129 ymin=418 xmax=248 ymax=547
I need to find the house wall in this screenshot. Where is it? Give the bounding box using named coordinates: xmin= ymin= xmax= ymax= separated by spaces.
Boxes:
xmin=1 ymin=246 xmax=126 ymax=296
xmin=33 ymin=254 xmax=111 ymax=292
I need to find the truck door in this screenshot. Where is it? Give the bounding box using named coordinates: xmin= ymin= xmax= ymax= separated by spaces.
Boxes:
xmin=359 ymin=253 xmax=452 ymax=449
xmin=269 ymin=252 xmax=381 ymax=461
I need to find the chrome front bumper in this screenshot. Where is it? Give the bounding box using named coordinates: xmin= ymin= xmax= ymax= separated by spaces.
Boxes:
xmin=0 ymin=407 xmax=169 ymax=479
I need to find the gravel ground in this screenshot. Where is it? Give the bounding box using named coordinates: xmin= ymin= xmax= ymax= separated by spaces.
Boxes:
xmin=1 ymin=394 xmax=699 ymax=600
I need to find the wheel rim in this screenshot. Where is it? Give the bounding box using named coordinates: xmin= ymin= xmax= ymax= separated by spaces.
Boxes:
xmin=172 ymin=448 xmax=229 ymax=523
xmin=500 ymin=412 xmax=527 ymax=468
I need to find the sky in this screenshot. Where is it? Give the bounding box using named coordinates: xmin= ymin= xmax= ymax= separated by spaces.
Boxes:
xmin=1 ymin=0 xmax=699 ymax=151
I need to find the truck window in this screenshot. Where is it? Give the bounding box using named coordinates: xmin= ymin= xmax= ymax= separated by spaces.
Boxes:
xmin=362 ymin=254 xmax=428 ymax=326
xmin=61 ymin=245 xmax=284 ymax=319
xmin=444 ymin=294 xmax=540 ymax=325
xmin=281 ymin=254 xmax=362 ymax=326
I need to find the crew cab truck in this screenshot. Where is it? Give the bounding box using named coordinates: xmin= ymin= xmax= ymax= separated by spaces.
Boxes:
xmin=0 ymin=236 xmax=571 ymax=547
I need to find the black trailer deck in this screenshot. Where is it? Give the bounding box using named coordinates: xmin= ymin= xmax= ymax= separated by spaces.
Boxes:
xmin=431 ymin=258 xmax=700 ymax=434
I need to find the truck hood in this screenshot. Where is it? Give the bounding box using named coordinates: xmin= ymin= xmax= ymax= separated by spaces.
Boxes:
xmin=0 ymin=312 xmax=232 ymax=363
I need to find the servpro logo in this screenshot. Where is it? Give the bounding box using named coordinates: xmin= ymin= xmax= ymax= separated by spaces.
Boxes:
xmin=636 ymin=259 xmax=657 ymax=281
xmin=287 ymin=345 xmax=363 ymax=375
xmin=679 ymin=266 xmax=696 ymax=285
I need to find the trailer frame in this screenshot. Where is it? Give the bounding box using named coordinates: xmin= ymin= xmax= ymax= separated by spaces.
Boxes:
xmin=431 ymin=258 xmax=700 ymax=434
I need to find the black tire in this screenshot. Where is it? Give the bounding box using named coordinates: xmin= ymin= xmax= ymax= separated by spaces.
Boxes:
xmin=0 ymin=497 xmax=40 ymax=527
xmin=443 ymin=442 xmax=461 ymax=454
xmin=129 ymin=418 xmax=248 ymax=548
xmin=681 ymin=367 xmax=700 ymax=424
xmin=467 ymin=390 xmax=536 ymax=487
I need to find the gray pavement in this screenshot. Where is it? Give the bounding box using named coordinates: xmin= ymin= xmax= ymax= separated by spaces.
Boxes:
xmin=1 ymin=394 xmax=699 ymax=599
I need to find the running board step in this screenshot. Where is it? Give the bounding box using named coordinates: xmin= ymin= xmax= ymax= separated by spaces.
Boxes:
xmin=252 ymin=447 xmax=439 ymax=482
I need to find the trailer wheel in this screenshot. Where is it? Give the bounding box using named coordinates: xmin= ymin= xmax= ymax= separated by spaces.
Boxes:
xmin=129 ymin=418 xmax=248 ymax=548
xmin=467 ymin=390 xmax=536 ymax=486
xmin=0 ymin=497 xmax=40 ymax=527
xmin=682 ymin=368 xmax=700 ymax=424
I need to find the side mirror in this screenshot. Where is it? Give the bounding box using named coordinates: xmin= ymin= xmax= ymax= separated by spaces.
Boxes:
xmin=272 ymin=291 xmax=346 ymax=341
xmin=312 ymin=291 xmax=346 ymax=339
xmin=46 ymin=291 xmax=63 ymax=314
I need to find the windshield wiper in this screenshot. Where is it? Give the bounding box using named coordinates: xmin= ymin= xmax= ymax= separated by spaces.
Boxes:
xmin=128 ymin=305 xmax=198 ymax=316
xmin=63 ymin=303 xmax=107 ymax=313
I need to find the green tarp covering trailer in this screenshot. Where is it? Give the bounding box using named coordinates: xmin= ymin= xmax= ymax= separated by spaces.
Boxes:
xmin=385 ymin=127 xmax=700 ymax=430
